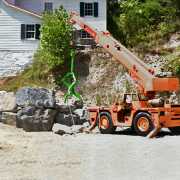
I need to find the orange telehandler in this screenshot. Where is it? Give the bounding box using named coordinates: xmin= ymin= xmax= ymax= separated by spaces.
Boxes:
xmin=70 ymin=12 xmax=180 ymax=137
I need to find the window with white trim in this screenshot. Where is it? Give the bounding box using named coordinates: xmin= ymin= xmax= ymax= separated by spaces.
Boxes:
xmin=80 ymin=2 xmax=99 ymax=17
xmin=84 ymin=3 xmax=93 ymax=16
xmin=21 ymin=24 xmax=41 ymax=40
xmin=25 ymin=24 xmax=35 ymax=39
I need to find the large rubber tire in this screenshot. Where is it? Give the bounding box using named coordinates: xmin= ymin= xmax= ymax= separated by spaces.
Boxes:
xmin=169 ymin=127 xmax=180 ymax=135
xmin=98 ymin=112 xmax=116 ymax=134
xmin=133 ymin=112 xmax=154 ymax=136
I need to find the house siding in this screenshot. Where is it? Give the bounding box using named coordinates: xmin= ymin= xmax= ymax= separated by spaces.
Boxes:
xmin=0 ymin=0 xmax=106 ymax=51
xmin=55 ymin=0 xmax=107 ymax=31
xmin=0 ymin=0 xmax=41 ymax=51
xmin=15 ymin=0 xmax=107 ymax=31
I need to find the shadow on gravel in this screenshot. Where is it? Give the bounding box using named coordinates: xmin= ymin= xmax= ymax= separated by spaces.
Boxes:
xmin=156 ymin=131 xmax=174 ymax=138
xmin=114 ymin=128 xmax=176 ymax=138
xmin=114 ymin=128 xmax=138 ymax=136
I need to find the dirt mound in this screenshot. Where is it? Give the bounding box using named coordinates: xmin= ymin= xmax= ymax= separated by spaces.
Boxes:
xmin=75 ymin=48 xmax=136 ymax=105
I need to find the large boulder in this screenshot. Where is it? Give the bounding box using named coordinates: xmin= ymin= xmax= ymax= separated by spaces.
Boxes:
xmin=16 ymin=107 xmax=57 ymax=132
xmin=16 ymin=87 xmax=56 ymax=108
xmin=54 ymin=103 xmax=87 ymax=126
xmin=55 ymin=104 xmax=76 ymax=113
xmin=55 ymin=113 xmax=81 ymax=127
xmin=1 ymin=112 xmax=17 ymax=126
xmin=55 ymin=101 xmax=83 ymax=113
xmin=0 ymin=91 xmax=16 ymax=112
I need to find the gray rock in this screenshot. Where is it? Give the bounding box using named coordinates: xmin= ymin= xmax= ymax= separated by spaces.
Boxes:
xmin=55 ymin=104 xmax=76 ymax=113
xmin=16 ymin=87 xmax=56 ymax=108
xmin=20 ymin=115 xmax=34 ymax=132
xmin=52 ymin=124 xmax=87 ymax=135
xmin=73 ymin=109 xmax=85 ymax=117
xmin=41 ymin=109 xmax=57 ymax=131
xmin=17 ymin=106 xmax=36 ymax=117
xmin=52 ymin=124 xmax=74 ymax=135
xmin=55 ymin=92 xmax=83 ymax=112
xmin=1 ymin=112 xmax=17 ymax=126
xmin=0 ymin=112 xmax=2 ymax=122
xmin=74 ymin=108 xmax=88 ymax=120
xmin=71 ymin=125 xmax=87 ymax=134
xmin=0 ymin=91 xmax=16 ymax=112
xmin=16 ymin=107 xmax=57 ymax=132
xmin=55 ymin=112 xmax=86 ymax=127
xmin=16 ymin=114 xmax=26 ymax=128
xmin=74 ymin=101 xmax=84 ymax=109
xmin=83 ymin=122 xmax=90 ymax=128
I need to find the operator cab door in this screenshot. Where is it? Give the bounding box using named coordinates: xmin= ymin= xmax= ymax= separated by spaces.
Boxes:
xmin=123 ymin=94 xmax=138 ymax=116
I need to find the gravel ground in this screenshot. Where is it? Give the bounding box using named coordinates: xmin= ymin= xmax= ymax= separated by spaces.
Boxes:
xmin=0 ymin=124 xmax=180 ymax=180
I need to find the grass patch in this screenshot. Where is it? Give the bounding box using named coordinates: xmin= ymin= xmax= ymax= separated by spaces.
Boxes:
xmin=0 ymin=75 xmax=50 ymax=92
xmin=164 ymin=46 xmax=180 ymax=77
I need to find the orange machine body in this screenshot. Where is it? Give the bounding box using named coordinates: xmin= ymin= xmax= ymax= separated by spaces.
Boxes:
xmin=88 ymin=94 xmax=180 ymax=132
xmin=70 ymin=13 xmax=180 ymax=137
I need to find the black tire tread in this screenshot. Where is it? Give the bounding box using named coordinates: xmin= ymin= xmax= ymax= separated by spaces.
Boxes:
xmin=98 ymin=111 xmax=116 ymax=134
xmin=133 ymin=112 xmax=154 ymax=136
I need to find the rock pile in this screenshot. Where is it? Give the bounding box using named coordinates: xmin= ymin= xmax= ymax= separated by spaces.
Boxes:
xmin=0 ymin=91 xmax=16 ymax=112
xmin=52 ymin=123 xmax=89 ymax=136
xmin=164 ymin=32 xmax=180 ymax=49
xmin=0 ymin=91 xmax=17 ymax=126
xmin=144 ymin=54 xmax=167 ymax=74
xmin=0 ymin=87 xmax=88 ymax=132
xmin=15 ymin=87 xmax=57 ymax=131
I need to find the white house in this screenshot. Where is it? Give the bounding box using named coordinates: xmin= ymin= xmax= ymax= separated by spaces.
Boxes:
xmin=0 ymin=0 xmax=107 ymax=51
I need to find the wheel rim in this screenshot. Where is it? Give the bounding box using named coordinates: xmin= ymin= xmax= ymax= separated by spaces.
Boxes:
xmin=99 ymin=116 xmax=109 ymax=129
xmin=137 ymin=117 xmax=149 ymax=132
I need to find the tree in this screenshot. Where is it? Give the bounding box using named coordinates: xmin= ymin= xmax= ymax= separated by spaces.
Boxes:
xmin=107 ymin=0 xmax=124 ymax=41
xmin=39 ymin=6 xmax=73 ymax=71
xmin=107 ymin=0 xmax=178 ymax=47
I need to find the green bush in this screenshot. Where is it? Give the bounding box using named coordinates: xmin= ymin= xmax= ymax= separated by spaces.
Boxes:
xmin=39 ymin=6 xmax=73 ymax=71
xmin=168 ymin=57 xmax=180 ymax=77
xmin=108 ymin=0 xmax=179 ymax=49
xmin=164 ymin=46 xmax=180 ymax=77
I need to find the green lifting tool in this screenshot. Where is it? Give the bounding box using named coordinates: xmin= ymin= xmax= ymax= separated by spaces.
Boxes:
xmin=61 ymin=50 xmax=82 ymax=103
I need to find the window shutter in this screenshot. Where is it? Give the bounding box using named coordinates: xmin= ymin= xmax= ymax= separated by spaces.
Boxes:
xmin=35 ymin=24 xmax=41 ymax=40
xmin=80 ymin=2 xmax=84 ymax=17
xmin=94 ymin=2 xmax=99 ymax=17
xmin=21 ymin=24 xmax=26 ymax=40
